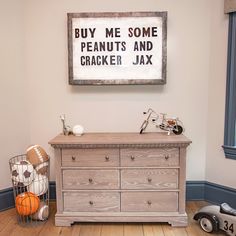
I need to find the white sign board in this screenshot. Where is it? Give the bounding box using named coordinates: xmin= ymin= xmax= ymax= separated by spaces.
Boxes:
xmin=68 ymin=12 xmax=167 ymax=85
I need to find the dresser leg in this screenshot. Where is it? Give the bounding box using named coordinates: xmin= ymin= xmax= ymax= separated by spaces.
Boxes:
xmin=169 ymin=217 xmax=188 ymax=227
xmin=55 ymin=217 xmax=73 ymax=227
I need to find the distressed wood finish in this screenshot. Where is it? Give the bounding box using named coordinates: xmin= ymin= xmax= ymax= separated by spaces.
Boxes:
xmin=179 ymin=147 xmax=187 ymax=214
xmin=49 ymin=132 xmax=191 ymax=227
xmin=54 ymin=149 xmax=63 ymax=213
xmin=121 ymin=168 xmax=178 ymax=189
xmin=49 ymin=133 xmax=191 ymax=148
xmin=120 ymin=148 xmax=179 ymax=167
xmin=225 ymin=0 xmax=236 ymax=13
xmin=64 ymin=192 xmax=120 ymax=212
xmin=121 ymin=192 xmax=178 ymax=212
xmin=63 ymin=169 xmax=120 ymax=189
xmin=62 ymin=148 xmax=119 ymax=167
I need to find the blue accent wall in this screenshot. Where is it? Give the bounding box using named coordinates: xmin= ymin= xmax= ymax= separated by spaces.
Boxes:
xmin=186 ymin=181 xmax=205 ymax=200
xmin=0 ymin=188 xmax=15 ymax=212
xmin=205 ymin=182 xmax=236 ymax=208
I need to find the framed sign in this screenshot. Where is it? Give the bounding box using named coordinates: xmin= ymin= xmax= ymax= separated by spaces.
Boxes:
xmin=68 ymin=12 xmax=167 ymax=85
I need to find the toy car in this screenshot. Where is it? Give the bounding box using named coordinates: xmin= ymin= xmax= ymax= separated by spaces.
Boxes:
xmin=193 ymin=203 xmax=236 ymax=235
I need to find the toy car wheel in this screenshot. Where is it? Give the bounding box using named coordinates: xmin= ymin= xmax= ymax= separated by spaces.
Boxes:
xmin=173 ymin=125 xmax=183 ymax=135
xmin=199 ymin=216 xmax=214 ymax=233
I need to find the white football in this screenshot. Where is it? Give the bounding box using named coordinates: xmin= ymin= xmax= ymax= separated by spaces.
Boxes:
xmin=35 ymin=162 xmax=49 ymax=175
xmin=11 ymin=160 xmax=35 ymax=186
xmin=27 ymin=173 xmax=48 ymax=196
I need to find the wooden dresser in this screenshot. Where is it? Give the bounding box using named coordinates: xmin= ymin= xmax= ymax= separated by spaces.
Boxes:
xmin=49 ymin=132 xmax=191 ymax=227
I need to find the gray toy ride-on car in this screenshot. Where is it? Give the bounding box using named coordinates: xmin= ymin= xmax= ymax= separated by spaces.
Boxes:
xmin=194 ymin=203 xmax=236 ymax=235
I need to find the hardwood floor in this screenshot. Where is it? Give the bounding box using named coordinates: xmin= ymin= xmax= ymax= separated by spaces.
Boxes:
xmin=0 ymin=201 xmax=225 ymax=236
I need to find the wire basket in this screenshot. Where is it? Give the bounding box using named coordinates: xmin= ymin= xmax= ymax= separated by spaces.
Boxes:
xmin=9 ymin=154 xmax=50 ymax=225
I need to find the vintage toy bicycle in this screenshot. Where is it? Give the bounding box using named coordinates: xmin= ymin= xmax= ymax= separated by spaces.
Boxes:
xmin=139 ymin=109 xmax=184 ymax=135
xmin=157 ymin=113 xmax=183 ymax=135
xmin=139 ymin=108 xmax=158 ymax=134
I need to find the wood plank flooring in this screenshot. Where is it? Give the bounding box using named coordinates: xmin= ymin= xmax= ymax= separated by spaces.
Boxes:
xmin=0 ymin=201 xmax=225 ymax=236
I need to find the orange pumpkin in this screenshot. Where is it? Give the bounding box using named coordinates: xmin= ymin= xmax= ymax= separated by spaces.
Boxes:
xmin=15 ymin=192 xmax=39 ymax=216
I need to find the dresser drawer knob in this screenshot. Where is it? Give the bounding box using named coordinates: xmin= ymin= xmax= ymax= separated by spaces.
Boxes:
xmin=105 ymin=156 xmax=110 ymax=161
xmin=164 ymin=155 xmax=170 ymax=160
xmin=130 ymin=156 xmax=135 ymax=161
xmin=89 ymin=201 xmax=94 ymax=205
xmin=147 ymin=200 xmax=152 ymax=205
xmin=71 ymin=156 xmax=76 ymax=161
xmin=89 ymin=178 xmax=93 ymax=183
xmin=147 ymin=178 xmax=152 ymax=183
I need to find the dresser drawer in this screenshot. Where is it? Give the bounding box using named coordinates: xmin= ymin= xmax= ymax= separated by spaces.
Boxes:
xmin=120 ymin=148 xmax=179 ymax=167
xmin=121 ymin=192 xmax=178 ymax=212
xmin=63 ymin=170 xmax=119 ymax=190
xmin=62 ymin=149 xmax=119 ymax=167
xmin=121 ymin=169 xmax=178 ymax=190
xmin=64 ymin=192 xmax=120 ymax=212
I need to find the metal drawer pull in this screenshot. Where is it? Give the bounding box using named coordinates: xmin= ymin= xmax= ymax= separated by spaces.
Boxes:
xmin=164 ymin=155 xmax=169 ymax=160
xmin=147 ymin=200 xmax=152 ymax=205
xmin=147 ymin=178 xmax=152 ymax=183
xmin=105 ymin=156 xmax=110 ymax=161
xmin=89 ymin=201 xmax=94 ymax=205
xmin=89 ymin=178 xmax=93 ymax=183
xmin=130 ymin=156 xmax=135 ymax=161
xmin=71 ymin=156 xmax=76 ymax=161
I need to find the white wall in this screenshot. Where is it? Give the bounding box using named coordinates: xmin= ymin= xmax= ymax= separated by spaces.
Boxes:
xmin=1 ymin=0 xmax=235 ymax=190
xmin=0 ymin=1 xmax=29 ymax=189
xmin=24 ymin=0 xmax=212 ymax=182
xmin=206 ymin=1 xmax=236 ymax=188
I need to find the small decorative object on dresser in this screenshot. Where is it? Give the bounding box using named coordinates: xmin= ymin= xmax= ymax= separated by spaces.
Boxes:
xmin=140 ymin=108 xmax=184 ymax=135
xmin=139 ymin=108 xmax=158 ymax=134
xmin=157 ymin=113 xmax=184 ymax=135
xmin=72 ymin=125 xmax=84 ymax=136
xmin=49 ymin=132 xmax=191 ymax=227
xmin=60 ymin=114 xmax=73 ymax=135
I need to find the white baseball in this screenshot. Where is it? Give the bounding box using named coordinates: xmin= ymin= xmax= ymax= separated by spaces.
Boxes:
xmin=73 ymin=125 xmax=84 ymax=136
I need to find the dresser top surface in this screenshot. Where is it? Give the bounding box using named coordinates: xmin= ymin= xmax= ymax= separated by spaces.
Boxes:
xmin=49 ymin=132 xmax=191 ymax=147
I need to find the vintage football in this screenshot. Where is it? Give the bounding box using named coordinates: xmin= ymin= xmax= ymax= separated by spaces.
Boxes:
xmin=11 ymin=160 xmax=35 ymax=186
xmin=26 ymin=145 xmax=49 ymax=167
xmin=31 ymin=201 xmax=49 ymax=221
xmin=27 ymin=173 xmax=48 ymax=196
xmin=35 ymin=162 xmax=49 ymax=175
